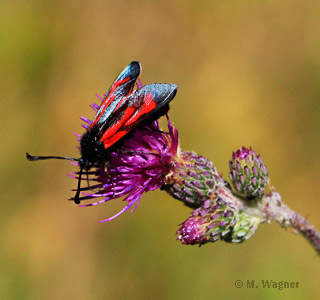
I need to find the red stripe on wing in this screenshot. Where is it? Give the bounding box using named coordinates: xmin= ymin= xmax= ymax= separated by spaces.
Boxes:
xmin=124 ymin=93 xmax=156 ymax=126
xmin=99 ymin=106 xmax=136 ymax=147
xmin=102 ymin=130 xmax=128 ymax=148
xmin=91 ymin=77 xmax=131 ymax=128
xmin=100 ymin=93 xmax=157 ymax=149
xmin=113 ymin=95 xmax=128 ymax=112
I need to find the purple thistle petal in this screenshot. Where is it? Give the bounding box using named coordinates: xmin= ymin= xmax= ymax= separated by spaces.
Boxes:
xmin=80 ymin=116 xmax=92 ymax=124
xmin=66 ymin=172 xmax=78 ymax=179
xmin=91 ymin=102 xmax=100 ymax=110
xmin=79 ymin=197 xmax=113 ymax=207
xmin=98 ymin=189 xmax=144 ymax=222
xmin=81 ymin=191 xmax=114 ymax=198
xmin=136 ymin=78 xmax=143 ymax=89
xmin=98 ymin=200 xmax=137 ymax=222
xmin=95 ymin=94 xmax=104 ymax=102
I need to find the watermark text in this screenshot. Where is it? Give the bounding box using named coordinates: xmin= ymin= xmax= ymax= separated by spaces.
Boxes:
xmin=235 ymin=279 xmax=300 ymax=290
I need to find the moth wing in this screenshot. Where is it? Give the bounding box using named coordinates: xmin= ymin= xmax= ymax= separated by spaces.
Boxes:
xmin=100 ymin=83 xmax=177 ymax=148
xmin=91 ymin=61 xmax=141 ymax=127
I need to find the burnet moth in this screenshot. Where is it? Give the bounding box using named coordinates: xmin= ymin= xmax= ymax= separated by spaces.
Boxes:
xmin=26 ymin=61 xmax=177 ymax=204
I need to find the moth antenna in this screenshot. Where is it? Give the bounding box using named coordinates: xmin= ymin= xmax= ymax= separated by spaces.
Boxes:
xmin=27 ymin=152 xmax=82 ymax=204
xmin=26 ymin=153 xmax=79 ymax=162
xmin=86 ymin=170 xmax=92 ymax=191
xmin=73 ymin=165 xmax=84 ymax=204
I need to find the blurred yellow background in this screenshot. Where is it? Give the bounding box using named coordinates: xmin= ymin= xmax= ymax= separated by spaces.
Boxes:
xmin=1 ymin=1 xmax=320 ymax=299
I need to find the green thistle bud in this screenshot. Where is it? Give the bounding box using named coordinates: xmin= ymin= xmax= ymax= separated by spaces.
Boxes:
xmin=229 ymin=147 xmax=268 ymax=200
xmin=223 ymin=211 xmax=261 ymax=243
xmin=177 ymin=197 xmax=238 ymax=245
xmin=162 ymin=151 xmax=226 ymax=208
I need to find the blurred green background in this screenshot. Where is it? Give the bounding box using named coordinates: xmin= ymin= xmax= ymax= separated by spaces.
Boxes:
xmin=1 ymin=1 xmax=320 ymax=299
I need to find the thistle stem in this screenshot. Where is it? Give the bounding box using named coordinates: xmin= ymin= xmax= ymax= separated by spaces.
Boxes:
xmin=291 ymin=212 xmax=320 ymax=255
xmin=262 ymin=191 xmax=320 ymax=255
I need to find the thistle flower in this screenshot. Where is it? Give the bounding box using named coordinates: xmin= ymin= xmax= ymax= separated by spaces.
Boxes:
xmin=229 ymin=146 xmax=268 ymax=200
xmin=71 ymin=96 xmax=179 ymax=222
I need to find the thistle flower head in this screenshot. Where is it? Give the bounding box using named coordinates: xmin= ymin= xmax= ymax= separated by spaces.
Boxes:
xmin=224 ymin=211 xmax=261 ymax=243
xmin=162 ymin=151 xmax=226 ymax=208
xmin=176 ymin=187 xmax=263 ymax=246
xmin=177 ymin=197 xmax=238 ymax=245
xmin=71 ymin=95 xmax=179 ymax=222
xmin=229 ymin=146 xmax=268 ymax=200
